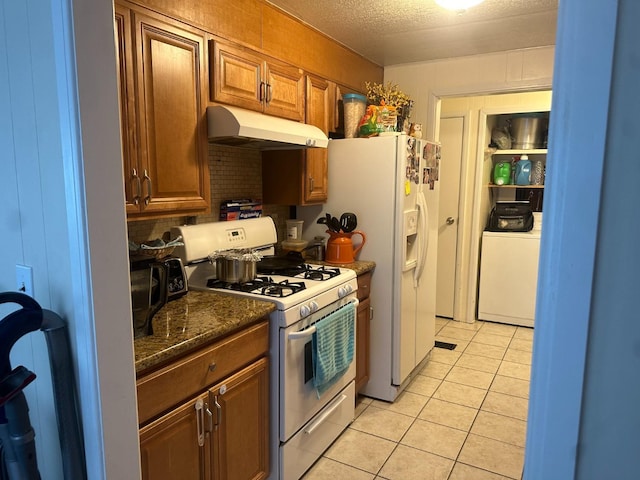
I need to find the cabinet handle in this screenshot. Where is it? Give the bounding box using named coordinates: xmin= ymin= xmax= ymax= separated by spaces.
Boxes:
xmin=309 ymin=176 xmax=314 ymax=194
xmin=259 ymin=81 xmax=265 ymax=102
xmin=266 ymin=83 xmax=272 ymax=104
xmin=214 ymin=396 xmax=222 ymax=430
xmin=143 ymin=169 xmax=152 ymax=206
xmin=208 ymin=362 xmax=216 ymax=372
xmin=131 ymin=168 xmax=141 ymax=205
xmin=205 ymin=402 xmax=213 ymax=433
xmin=370 ymin=306 xmax=374 ymax=320
xmin=195 ymin=398 xmax=205 ymax=447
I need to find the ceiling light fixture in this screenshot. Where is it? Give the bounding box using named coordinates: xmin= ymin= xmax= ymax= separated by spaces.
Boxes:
xmin=435 ymin=0 xmax=485 ymax=11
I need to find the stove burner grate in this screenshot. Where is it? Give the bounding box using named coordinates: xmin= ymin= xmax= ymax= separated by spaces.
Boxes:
xmin=276 ymin=264 xmax=342 ymax=281
xmin=206 ymin=276 xmax=306 ymax=297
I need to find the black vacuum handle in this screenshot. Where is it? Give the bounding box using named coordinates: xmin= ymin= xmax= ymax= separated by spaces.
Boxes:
xmin=0 ymin=292 xmax=43 ymax=379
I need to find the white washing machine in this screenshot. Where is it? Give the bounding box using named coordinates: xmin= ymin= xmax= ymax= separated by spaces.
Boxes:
xmin=477 ymin=230 xmax=541 ymax=327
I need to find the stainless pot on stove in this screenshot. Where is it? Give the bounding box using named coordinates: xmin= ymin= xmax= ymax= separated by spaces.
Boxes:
xmin=209 ymin=249 xmax=262 ymax=283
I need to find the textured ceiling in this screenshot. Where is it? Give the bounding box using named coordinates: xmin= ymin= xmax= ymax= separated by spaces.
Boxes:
xmin=266 ymin=0 xmax=558 ymax=66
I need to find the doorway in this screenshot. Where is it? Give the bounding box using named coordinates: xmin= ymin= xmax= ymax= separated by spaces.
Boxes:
xmin=435 ymin=91 xmax=552 ymax=324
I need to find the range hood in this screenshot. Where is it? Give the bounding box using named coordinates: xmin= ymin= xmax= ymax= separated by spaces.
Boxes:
xmin=207 ymin=105 xmax=329 ymax=150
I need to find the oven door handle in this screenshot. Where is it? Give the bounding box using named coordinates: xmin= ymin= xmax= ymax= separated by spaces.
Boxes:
xmin=287 ymin=298 xmax=359 ymax=341
xmin=288 ymin=325 xmax=316 ymax=340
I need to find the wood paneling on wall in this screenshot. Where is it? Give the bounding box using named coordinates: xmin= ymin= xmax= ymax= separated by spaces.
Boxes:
xmin=261 ymin=4 xmax=381 ymax=91
xmin=138 ymin=0 xmax=263 ymax=48
xmin=126 ymin=0 xmax=382 ymax=89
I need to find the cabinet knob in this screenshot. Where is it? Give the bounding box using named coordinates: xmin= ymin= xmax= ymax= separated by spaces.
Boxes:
xmin=208 ymin=362 xmax=217 ymax=372
xmin=446 ymin=217 xmax=455 ymax=225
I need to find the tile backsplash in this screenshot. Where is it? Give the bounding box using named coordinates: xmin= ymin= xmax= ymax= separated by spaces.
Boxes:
xmin=127 ymin=144 xmax=291 ymax=246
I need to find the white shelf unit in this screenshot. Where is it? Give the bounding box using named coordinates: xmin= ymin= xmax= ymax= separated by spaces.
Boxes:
xmin=476 ymin=109 xmax=550 ymax=327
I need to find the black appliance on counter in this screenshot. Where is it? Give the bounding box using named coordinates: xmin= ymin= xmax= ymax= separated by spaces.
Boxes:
xmin=129 ymin=256 xmax=188 ymax=338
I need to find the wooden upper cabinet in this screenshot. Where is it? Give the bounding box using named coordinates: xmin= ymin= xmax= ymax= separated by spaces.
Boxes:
xmin=262 ymin=74 xmax=330 ymax=206
xmin=116 ymin=3 xmax=210 ymax=219
xmin=304 ymin=75 xmax=330 ymax=204
xmin=211 ymin=40 xmax=304 ymax=122
xmin=115 ymin=5 xmax=139 ymax=215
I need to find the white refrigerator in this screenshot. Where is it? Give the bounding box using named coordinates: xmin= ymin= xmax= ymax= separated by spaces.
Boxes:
xmin=301 ymin=133 xmax=440 ymax=402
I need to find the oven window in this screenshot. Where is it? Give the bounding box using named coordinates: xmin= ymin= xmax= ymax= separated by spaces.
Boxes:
xmin=304 ymin=341 xmax=313 ymax=383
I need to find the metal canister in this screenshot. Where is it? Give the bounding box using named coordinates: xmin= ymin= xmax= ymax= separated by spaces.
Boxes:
xmin=308 ymin=236 xmax=326 ymax=261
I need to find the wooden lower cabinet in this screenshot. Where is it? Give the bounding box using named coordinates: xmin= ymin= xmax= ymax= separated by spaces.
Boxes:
xmin=137 ymin=320 xmax=270 ymax=480
xmin=211 ymin=359 xmax=269 ymax=480
xmin=139 ymin=393 xmax=210 ymax=479
xmin=139 ymin=358 xmax=269 ymax=480
xmin=355 ymin=272 xmax=372 ymax=392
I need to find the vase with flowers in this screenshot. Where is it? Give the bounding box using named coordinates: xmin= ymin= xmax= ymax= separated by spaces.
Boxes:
xmin=365 ymin=81 xmax=413 ymax=133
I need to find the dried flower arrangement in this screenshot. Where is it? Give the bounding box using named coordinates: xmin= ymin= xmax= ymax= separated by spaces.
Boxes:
xmin=364 ymin=81 xmax=412 ymax=109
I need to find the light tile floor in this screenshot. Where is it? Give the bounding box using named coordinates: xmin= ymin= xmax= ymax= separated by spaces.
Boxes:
xmin=303 ymin=318 xmax=533 ymax=480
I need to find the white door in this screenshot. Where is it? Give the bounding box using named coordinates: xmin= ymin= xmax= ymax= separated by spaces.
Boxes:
xmin=436 ymin=116 xmax=464 ymax=318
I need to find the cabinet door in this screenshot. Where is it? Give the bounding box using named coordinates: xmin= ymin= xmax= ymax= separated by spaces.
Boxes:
xmin=139 ymin=394 xmax=210 ymax=480
xmin=211 ymin=41 xmax=263 ymax=113
xmin=211 ymin=357 xmax=269 ymax=480
xmin=355 ymin=297 xmax=371 ymax=392
xmin=114 ymin=5 xmax=141 ymax=214
xmin=263 ymin=61 xmax=304 ymax=121
xmin=133 ymin=12 xmax=210 ymax=216
xmin=304 ymin=75 xmax=330 ymax=203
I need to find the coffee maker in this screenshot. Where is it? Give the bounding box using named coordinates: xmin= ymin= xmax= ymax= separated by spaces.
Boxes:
xmin=130 ymin=258 xmax=168 ymax=338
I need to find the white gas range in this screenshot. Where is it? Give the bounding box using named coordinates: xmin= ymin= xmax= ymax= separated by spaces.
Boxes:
xmin=171 ymin=217 xmax=357 ymax=480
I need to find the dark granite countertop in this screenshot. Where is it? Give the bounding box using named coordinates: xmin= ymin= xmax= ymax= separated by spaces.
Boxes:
xmin=134 ymin=290 xmax=276 ymax=374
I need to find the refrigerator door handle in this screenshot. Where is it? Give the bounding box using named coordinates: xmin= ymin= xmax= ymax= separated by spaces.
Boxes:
xmin=414 ymin=191 xmax=429 ymax=287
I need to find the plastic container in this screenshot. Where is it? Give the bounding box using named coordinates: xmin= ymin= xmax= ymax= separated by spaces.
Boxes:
xmin=515 ymin=154 xmax=532 ymax=185
xmin=531 ymin=159 xmax=545 ymax=185
xmin=493 ymin=162 xmax=512 ymax=185
xmin=281 ymin=239 xmax=308 ymax=253
xmin=343 ymin=93 xmax=367 ymax=138
xmin=286 ymin=219 xmax=304 ymax=240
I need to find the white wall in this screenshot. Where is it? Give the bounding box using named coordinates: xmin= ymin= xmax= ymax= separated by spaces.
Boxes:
xmin=0 ymin=0 xmax=140 ymax=478
xmin=384 ymin=46 xmax=554 ymax=143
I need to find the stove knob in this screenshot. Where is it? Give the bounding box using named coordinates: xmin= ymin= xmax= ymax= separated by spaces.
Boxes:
xmin=309 ymin=301 xmax=319 ymax=312
xmin=300 ymin=304 xmax=311 ymax=317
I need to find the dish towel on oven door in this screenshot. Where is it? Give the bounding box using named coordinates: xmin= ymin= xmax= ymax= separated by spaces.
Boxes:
xmin=312 ymin=301 xmax=356 ymax=398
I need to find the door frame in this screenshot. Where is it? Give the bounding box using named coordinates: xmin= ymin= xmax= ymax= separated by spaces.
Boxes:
xmin=430 ymin=86 xmax=553 ymax=323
